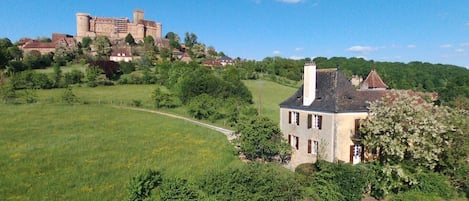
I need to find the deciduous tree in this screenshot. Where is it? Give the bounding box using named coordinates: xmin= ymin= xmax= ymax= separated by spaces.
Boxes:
xmin=360 ymin=91 xmax=449 ymax=169
xmin=235 ymin=116 xmax=290 ymax=162
xmin=94 ymin=36 xmax=111 ymax=59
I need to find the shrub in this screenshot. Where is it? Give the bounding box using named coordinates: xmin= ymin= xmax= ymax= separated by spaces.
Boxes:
xmin=61 ymin=86 xmax=77 ymax=104
xmin=150 ymin=87 xmax=177 ymax=108
xmin=131 ymin=99 xmax=142 ymax=107
xmin=11 ymin=71 xmax=53 ymax=89
xmin=187 ymin=94 xmax=222 ymax=120
xmin=157 ymin=178 xmax=199 ymax=200
xmin=127 ymin=169 xmax=162 ymax=201
xmin=23 ymin=89 xmax=37 ymax=103
xmin=389 ymin=191 xmax=445 ymax=201
xmin=303 ymin=160 xmax=372 ymax=201
xmin=0 ymin=83 xmax=16 ymax=103
xmin=64 ymin=70 xmax=84 ymax=85
xmin=119 ymin=62 xmax=136 ymax=74
xmin=199 ymin=163 xmax=302 ymax=200
xmin=411 ymin=172 xmax=456 ymax=199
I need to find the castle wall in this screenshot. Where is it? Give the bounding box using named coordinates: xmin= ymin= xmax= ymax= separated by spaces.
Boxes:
xmin=76 ymin=10 xmax=162 ymax=43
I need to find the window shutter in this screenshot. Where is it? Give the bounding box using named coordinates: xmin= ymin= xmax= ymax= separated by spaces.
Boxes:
xmin=307 ymin=139 xmax=312 ymax=154
xmin=318 ymin=115 xmax=323 ymax=130
xmin=288 ymin=135 xmax=291 ymax=145
xmin=288 ymin=111 xmax=292 ymax=124
xmin=361 ymin=144 xmax=365 ymax=161
xmin=350 ymin=145 xmax=354 ymax=163
xmin=296 ymin=113 xmax=300 ymax=126
xmin=295 ymin=136 xmax=299 ymax=150
xmin=307 ymin=114 xmax=312 ymax=129
xmin=355 ymin=119 xmax=361 ymax=134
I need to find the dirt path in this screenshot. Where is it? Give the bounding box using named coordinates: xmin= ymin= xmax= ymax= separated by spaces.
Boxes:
xmin=113 ymin=106 xmax=236 ymax=140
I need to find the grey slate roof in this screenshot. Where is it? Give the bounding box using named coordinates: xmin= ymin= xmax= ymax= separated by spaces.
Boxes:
xmin=280 ymin=69 xmax=387 ymax=113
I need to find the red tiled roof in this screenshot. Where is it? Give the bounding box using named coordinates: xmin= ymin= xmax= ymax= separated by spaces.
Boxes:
xmin=203 ymin=60 xmax=222 ymax=66
xmin=362 ymin=69 xmax=388 ymax=89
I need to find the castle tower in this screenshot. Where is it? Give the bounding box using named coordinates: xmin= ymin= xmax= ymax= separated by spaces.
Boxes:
xmin=133 ymin=10 xmax=144 ymax=24
xmin=76 ymin=13 xmax=90 ymax=42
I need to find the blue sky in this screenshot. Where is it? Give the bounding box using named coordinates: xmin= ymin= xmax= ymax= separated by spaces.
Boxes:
xmin=1 ymin=0 xmax=468 ymax=68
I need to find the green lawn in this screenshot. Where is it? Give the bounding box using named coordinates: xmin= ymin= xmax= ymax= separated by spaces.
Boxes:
xmin=243 ymin=80 xmax=298 ymax=124
xmin=35 ymin=84 xmax=157 ymax=106
xmin=0 ymin=104 xmax=240 ymax=200
xmin=34 ymin=63 xmax=87 ymax=74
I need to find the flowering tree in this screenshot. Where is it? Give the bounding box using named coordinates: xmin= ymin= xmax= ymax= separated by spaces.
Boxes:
xmin=360 ymin=91 xmax=449 ymax=169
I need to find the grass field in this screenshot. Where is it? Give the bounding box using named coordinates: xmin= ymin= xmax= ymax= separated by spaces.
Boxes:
xmin=35 ymin=84 xmax=157 ymax=106
xmin=0 ymin=104 xmax=240 ymax=200
xmin=243 ymin=80 xmax=298 ymax=124
xmin=34 ymin=63 xmax=87 ymax=74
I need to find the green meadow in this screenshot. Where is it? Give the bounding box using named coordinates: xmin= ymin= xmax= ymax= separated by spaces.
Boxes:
xmin=243 ymin=80 xmax=298 ymax=124
xmin=0 ymin=104 xmax=240 ymax=200
xmin=0 ymin=79 xmax=296 ymax=200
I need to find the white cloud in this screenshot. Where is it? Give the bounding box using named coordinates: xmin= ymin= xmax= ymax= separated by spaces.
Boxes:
xmin=456 ymin=48 xmax=465 ymax=53
xmin=407 ymin=44 xmax=416 ymax=48
xmin=277 ymin=0 xmax=303 ymax=3
xmin=440 ymin=44 xmax=452 ymax=48
xmin=295 ymin=47 xmax=303 ymax=51
xmin=460 ymin=42 xmax=469 ymax=47
xmin=273 ymin=50 xmax=281 ymax=55
xmin=346 ymin=45 xmax=377 ymax=53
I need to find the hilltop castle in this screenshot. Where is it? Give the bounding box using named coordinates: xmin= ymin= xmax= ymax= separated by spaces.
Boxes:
xmin=76 ymin=10 xmax=162 ymax=43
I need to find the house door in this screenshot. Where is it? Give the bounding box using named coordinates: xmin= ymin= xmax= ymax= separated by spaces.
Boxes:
xmin=350 ymin=144 xmax=363 ymax=164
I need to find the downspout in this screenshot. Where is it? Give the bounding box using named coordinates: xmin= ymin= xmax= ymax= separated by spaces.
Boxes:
xmin=332 ymin=113 xmax=336 ymax=162
xmin=332 ymin=70 xmax=338 ymax=162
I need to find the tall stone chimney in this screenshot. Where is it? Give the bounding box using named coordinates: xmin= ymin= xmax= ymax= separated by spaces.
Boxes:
xmin=303 ymin=62 xmax=317 ymax=106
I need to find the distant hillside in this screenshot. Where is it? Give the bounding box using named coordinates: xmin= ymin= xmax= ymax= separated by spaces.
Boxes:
xmin=313 ymin=57 xmax=469 ymax=102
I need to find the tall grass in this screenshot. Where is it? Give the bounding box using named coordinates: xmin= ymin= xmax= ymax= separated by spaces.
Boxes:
xmin=0 ymin=104 xmax=240 ymax=200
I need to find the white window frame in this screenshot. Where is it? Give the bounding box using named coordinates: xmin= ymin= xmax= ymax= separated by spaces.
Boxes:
xmin=313 ymin=140 xmax=319 ymax=155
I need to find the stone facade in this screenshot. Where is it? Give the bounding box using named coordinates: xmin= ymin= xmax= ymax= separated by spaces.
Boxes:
xmin=76 ymin=10 xmax=162 ymax=43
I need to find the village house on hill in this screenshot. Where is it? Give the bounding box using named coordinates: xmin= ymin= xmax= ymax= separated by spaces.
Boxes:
xmin=19 ymin=33 xmax=76 ymax=55
xmin=110 ymin=48 xmax=132 ymax=62
xmin=279 ymin=62 xmax=390 ymax=167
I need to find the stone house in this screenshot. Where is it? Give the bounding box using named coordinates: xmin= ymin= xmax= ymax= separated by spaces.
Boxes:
xmin=110 ymin=48 xmax=132 ymax=62
xmin=19 ymin=33 xmax=76 ymax=55
xmin=279 ymin=62 xmax=388 ymax=167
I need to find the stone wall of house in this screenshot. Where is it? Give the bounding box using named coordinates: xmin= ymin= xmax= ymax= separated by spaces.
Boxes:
xmin=280 ymin=107 xmax=370 ymax=167
xmin=334 ymin=112 xmax=368 ymax=163
xmin=280 ymin=108 xmax=335 ymax=167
